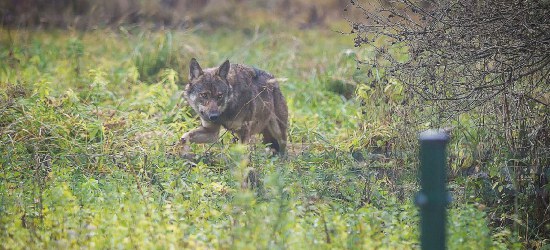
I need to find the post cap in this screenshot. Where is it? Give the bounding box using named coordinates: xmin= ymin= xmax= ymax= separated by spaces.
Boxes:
xmin=419 ymin=129 xmax=450 ymax=142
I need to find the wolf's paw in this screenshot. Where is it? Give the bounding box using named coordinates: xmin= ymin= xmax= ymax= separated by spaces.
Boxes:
xmin=180 ymin=132 xmax=191 ymax=144
xmin=177 ymin=137 xmax=193 ymax=160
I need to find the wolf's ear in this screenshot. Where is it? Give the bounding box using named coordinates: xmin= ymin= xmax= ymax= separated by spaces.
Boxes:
xmin=189 ymin=58 xmax=203 ymax=80
xmin=216 ymin=60 xmax=230 ymax=79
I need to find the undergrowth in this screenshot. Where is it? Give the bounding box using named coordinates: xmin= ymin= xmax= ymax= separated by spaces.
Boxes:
xmin=0 ymin=25 xmax=520 ymax=249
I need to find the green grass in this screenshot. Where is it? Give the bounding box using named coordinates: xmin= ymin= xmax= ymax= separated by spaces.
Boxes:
xmin=0 ymin=25 xmax=518 ymax=249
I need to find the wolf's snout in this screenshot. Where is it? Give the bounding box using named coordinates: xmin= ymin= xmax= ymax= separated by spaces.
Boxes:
xmin=208 ymin=113 xmax=220 ymax=121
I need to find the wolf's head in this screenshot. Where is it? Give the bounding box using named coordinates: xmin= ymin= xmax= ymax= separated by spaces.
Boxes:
xmin=185 ymin=58 xmax=232 ymax=122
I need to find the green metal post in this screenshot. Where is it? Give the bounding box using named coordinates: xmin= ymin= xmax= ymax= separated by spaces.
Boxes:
xmin=416 ymin=130 xmax=450 ymax=250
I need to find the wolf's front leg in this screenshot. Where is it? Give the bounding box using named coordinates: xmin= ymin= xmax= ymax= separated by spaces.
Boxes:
xmin=181 ymin=120 xmax=221 ymax=144
xmin=235 ymin=125 xmax=252 ymax=144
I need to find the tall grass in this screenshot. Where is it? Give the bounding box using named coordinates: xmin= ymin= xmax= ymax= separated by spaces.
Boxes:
xmin=0 ymin=24 xmax=519 ymax=249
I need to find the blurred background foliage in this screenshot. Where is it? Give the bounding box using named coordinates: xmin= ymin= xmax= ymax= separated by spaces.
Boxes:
xmin=0 ymin=0 xmax=349 ymax=29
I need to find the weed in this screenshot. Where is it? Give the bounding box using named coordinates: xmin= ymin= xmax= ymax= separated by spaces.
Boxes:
xmin=0 ymin=26 xmax=519 ymax=249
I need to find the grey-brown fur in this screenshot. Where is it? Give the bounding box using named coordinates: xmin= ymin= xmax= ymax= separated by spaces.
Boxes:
xmin=181 ymin=58 xmax=288 ymax=154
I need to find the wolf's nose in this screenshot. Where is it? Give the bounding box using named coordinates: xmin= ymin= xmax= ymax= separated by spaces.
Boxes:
xmin=209 ymin=114 xmax=220 ymax=121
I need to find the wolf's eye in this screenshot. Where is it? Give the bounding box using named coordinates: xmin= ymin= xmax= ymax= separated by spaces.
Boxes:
xmin=200 ymin=93 xmax=208 ymax=98
xmin=217 ymin=93 xmax=223 ymax=100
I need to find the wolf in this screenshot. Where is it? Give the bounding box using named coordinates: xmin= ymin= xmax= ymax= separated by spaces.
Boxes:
xmin=180 ymin=58 xmax=288 ymax=154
